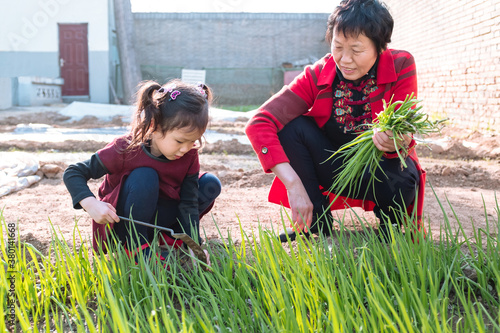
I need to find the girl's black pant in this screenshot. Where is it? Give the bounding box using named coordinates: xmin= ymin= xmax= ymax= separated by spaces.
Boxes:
xmin=114 ymin=168 xmax=221 ymax=247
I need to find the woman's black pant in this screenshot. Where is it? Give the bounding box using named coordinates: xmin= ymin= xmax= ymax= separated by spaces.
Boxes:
xmin=277 ymin=116 xmax=419 ymax=229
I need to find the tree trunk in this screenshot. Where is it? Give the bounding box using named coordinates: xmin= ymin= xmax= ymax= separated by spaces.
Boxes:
xmin=113 ymin=0 xmax=141 ymax=104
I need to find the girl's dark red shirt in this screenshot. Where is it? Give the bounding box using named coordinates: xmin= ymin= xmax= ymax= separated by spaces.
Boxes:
xmin=96 ymin=136 xmax=199 ymax=207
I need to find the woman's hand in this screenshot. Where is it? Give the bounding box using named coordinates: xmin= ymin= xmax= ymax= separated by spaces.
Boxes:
xmin=372 ymin=128 xmax=412 ymax=152
xmin=80 ymin=197 xmax=120 ymax=224
xmin=271 ymin=163 xmax=313 ymax=232
xmin=286 ymin=182 xmax=313 ymax=232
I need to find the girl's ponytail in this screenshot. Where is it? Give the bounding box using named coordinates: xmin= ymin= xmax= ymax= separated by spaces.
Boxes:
xmin=128 ymin=81 xmax=162 ymax=150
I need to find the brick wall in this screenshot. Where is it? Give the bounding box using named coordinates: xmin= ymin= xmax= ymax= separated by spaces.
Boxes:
xmin=383 ymin=0 xmax=500 ymax=133
xmin=133 ymin=12 xmax=330 ymax=105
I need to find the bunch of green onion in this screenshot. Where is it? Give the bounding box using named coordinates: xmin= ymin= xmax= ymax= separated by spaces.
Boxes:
xmin=326 ymin=93 xmax=446 ymax=200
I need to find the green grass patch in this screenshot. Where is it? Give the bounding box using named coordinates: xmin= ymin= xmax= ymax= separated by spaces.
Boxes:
xmin=214 ymin=105 xmax=260 ymax=112
xmin=1 ymin=194 xmax=499 ymax=332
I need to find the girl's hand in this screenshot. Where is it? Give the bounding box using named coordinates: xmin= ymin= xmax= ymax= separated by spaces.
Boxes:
xmin=372 ymin=128 xmax=412 ymax=152
xmin=80 ymin=197 xmax=120 ymax=224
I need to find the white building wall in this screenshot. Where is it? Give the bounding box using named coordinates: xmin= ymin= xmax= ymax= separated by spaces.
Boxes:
xmin=0 ymin=0 xmax=110 ymax=103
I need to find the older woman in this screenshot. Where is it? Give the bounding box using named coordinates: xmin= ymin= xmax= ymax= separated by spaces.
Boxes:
xmin=245 ymin=0 xmax=426 ymax=242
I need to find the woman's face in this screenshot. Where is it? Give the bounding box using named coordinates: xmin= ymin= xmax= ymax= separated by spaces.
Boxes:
xmin=331 ymin=28 xmax=378 ymax=83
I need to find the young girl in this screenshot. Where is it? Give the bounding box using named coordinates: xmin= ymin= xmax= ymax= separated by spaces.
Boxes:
xmin=63 ymin=79 xmax=221 ymax=265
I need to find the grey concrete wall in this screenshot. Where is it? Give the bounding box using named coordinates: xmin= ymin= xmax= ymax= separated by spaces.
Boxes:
xmin=0 ymin=78 xmax=13 ymax=110
xmin=133 ymin=12 xmax=331 ymax=105
xmin=0 ymin=52 xmax=59 ymax=78
xmin=89 ymin=51 xmax=111 ymax=104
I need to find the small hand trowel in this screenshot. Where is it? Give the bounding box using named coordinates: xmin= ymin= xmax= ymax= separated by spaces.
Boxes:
xmin=118 ymin=216 xmax=208 ymax=264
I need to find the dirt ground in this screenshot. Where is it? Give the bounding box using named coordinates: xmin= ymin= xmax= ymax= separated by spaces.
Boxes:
xmin=0 ymin=109 xmax=499 ymax=254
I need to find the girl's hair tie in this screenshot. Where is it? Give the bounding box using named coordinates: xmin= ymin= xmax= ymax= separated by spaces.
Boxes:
xmin=197 ymin=82 xmax=208 ymax=98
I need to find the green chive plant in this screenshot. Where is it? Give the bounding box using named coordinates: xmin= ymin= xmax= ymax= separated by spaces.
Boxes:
xmin=326 ymin=94 xmax=446 ymax=199
xmin=0 ymin=194 xmax=498 ymax=332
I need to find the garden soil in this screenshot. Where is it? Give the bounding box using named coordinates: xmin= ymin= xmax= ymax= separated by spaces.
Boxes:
xmin=0 ymin=109 xmax=499 ymax=255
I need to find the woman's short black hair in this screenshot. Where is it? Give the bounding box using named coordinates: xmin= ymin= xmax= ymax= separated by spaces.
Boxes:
xmin=325 ymin=0 xmax=394 ymax=54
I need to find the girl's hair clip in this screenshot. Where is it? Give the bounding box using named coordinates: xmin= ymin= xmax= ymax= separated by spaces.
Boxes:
xmin=169 ymin=90 xmax=181 ymax=101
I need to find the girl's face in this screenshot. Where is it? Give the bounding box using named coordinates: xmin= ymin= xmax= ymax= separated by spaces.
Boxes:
xmin=331 ymin=29 xmax=378 ymax=83
xmin=150 ymin=126 xmax=202 ymax=160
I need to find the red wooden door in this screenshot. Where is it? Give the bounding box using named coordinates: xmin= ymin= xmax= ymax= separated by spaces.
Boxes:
xmin=58 ymin=24 xmax=89 ymax=96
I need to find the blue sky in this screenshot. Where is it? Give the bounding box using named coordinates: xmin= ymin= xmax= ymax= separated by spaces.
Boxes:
xmin=130 ymin=0 xmax=338 ymax=13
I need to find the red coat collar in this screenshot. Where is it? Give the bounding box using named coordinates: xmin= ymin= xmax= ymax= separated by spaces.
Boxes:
xmin=377 ymin=49 xmax=397 ymax=84
xmin=317 ymin=54 xmax=337 ymax=86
